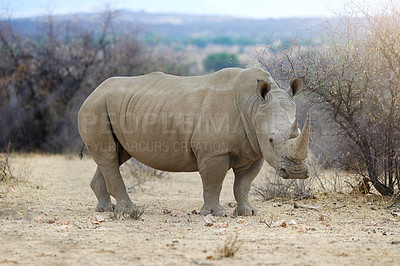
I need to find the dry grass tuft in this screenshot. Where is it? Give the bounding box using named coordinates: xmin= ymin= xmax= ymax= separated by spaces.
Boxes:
xmin=0 ymin=143 xmax=14 ymax=182
xmin=216 ymin=236 xmax=242 ymax=259
xmin=111 ymin=204 xmax=147 ymax=220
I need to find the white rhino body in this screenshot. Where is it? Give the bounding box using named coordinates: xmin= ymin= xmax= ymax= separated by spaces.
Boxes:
xmin=78 ymin=67 xmax=310 ymax=216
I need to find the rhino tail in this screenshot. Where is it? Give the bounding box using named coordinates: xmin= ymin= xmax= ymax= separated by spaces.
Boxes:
xmin=79 ymin=142 xmax=85 ymax=160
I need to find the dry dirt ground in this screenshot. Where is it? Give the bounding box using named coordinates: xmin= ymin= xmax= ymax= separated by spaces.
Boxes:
xmin=1 ymin=154 xmax=400 ymax=265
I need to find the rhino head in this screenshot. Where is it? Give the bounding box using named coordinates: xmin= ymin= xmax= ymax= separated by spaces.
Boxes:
xmin=253 ymin=78 xmax=310 ymax=179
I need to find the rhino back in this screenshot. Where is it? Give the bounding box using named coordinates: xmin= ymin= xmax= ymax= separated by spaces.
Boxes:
xmin=79 ymin=68 xmax=265 ymax=171
xmin=93 ymin=70 xmax=240 ymax=171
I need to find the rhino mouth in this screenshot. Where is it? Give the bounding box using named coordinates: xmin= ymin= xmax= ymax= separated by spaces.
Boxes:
xmin=278 ymin=157 xmax=308 ymax=179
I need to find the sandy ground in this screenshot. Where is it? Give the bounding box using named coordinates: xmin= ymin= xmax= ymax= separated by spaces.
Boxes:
xmin=1 ymin=154 xmax=400 ymax=265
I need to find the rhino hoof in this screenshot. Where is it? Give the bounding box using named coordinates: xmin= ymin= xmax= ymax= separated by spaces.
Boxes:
xmin=233 ymin=206 xmax=257 ymax=216
xmin=95 ymin=202 xmax=115 ymax=212
xmin=200 ymin=208 xmax=227 ymax=217
xmin=213 ymin=209 xmax=228 ymax=217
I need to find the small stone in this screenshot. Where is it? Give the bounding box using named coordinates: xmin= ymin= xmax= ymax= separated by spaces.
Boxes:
xmin=203 ymin=214 xmax=215 ymax=226
xmin=272 ymin=220 xmax=287 ymax=228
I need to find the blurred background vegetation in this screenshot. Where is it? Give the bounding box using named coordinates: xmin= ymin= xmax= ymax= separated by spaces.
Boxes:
xmin=1 ymin=0 xmax=400 ymax=196
xmin=0 ymin=7 xmax=313 ymax=153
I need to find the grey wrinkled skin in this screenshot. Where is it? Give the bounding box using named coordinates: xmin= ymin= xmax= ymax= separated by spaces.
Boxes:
xmin=78 ymin=67 xmax=310 ymax=216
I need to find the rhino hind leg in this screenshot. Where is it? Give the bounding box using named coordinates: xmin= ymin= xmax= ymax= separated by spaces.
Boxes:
xmin=233 ymin=158 xmax=263 ymax=216
xmin=90 ymin=143 xmax=132 ymax=212
xmin=98 ymin=162 xmax=134 ymax=213
xmin=83 ymin=132 xmax=134 ymax=214
xmin=91 ymin=166 xmax=114 ymax=212
xmin=199 ymin=156 xmax=230 ymax=217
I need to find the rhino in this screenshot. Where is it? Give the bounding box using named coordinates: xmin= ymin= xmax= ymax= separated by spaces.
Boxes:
xmin=78 ymin=67 xmax=310 ymax=216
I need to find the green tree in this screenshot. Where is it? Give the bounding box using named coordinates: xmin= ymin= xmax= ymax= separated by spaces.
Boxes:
xmin=212 ymin=36 xmax=235 ymax=45
xmin=203 ymin=52 xmax=242 ymax=72
xmin=186 ymin=37 xmax=207 ymax=48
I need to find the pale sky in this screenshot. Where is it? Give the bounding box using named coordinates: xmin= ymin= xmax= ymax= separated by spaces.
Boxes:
xmin=0 ymin=0 xmax=385 ymax=19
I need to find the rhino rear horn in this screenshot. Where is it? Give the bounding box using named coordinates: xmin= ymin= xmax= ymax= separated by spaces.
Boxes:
xmin=288 ymin=117 xmax=299 ymax=138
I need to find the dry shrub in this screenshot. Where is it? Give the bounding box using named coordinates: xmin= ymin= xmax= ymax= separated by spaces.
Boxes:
xmin=216 ymin=236 xmax=242 ymax=259
xmin=253 ymin=166 xmax=314 ymax=201
xmin=0 ymin=144 xmax=14 ymax=182
xmin=123 ymin=158 xmax=167 ymax=180
xmin=386 ymin=192 xmax=400 ymax=208
xmin=121 ymin=158 xmax=167 ymax=192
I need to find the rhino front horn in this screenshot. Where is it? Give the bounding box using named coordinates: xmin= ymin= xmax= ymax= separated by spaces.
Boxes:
xmin=290 ymin=113 xmax=310 ymax=160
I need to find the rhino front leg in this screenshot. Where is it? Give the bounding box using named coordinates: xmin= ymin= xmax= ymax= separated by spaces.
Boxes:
xmin=233 ymin=159 xmax=263 ymax=216
xmin=198 ymin=155 xmax=230 ymax=217
xmin=90 ymin=166 xmax=114 ymax=212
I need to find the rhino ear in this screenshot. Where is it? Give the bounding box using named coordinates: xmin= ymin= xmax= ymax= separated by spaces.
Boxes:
xmin=290 ymin=77 xmax=305 ymax=97
xmin=256 ymin=79 xmax=271 ymax=100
